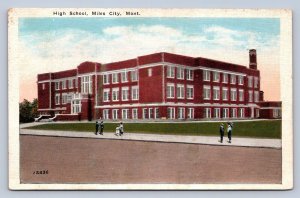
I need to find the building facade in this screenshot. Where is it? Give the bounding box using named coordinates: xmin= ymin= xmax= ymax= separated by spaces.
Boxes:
xmin=36 ymin=50 xmax=281 ymax=121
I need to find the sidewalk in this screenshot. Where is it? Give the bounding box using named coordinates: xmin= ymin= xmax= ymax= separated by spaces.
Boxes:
xmin=20 ymin=122 xmax=47 ymax=128
xmin=20 ymin=128 xmax=281 ymax=149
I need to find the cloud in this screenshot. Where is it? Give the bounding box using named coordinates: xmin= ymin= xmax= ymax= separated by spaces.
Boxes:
xmin=18 ymin=24 xmax=280 ymax=101
xmin=103 ymin=26 xmax=132 ymax=35
xmin=138 ymin=25 xmax=183 ymax=37
xmin=19 ymin=24 xmax=279 ymax=64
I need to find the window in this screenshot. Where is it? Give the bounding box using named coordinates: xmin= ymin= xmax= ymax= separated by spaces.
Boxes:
xmin=42 ymin=83 xmax=45 ymax=90
xmin=67 ymin=93 xmax=73 ymax=103
xmin=131 ymin=70 xmax=138 ymax=81
xmin=239 ymin=89 xmax=244 ymax=101
xmin=213 ymin=86 xmax=220 ymax=100
xmin=273 ymin=109 xmax=281 ymax=118
xmin=68 ymin=79 xmax=73 ymax=89
xmin=103 ymin=109 xmax=109 ymax=119
xmin=186 ymin=69 xmax=193 ymax=80
xmin=214 ymin=108 xmax=221 ymax=118
xmin=230 ymin=74 xmax=236 ymax=84
xmin=239 ymin=108 xmax=245 ymax=118
xmin=203 ymin=70 xmax=210 ymax=81
xmin=121 ymin=71 xmax=128 ymax=82
xmin=81 ymin=76 xmax=92 ymax=94
xmin=177 ymin=67 xmax=184 ymax=79
xmin=55 ymin=94 xmax=60 ymax=105
xmin=238 ymin=76 xmax=244 ymax=85
xmin=148 ymin=68 xmax=152 ymax=77
xmin=222 ymin=108 xmax=229 ymax=118
xmin=167 ymin=66 xmax=175 ymax=78
xmin=213 ymin=72 xmax=220 ymax=82
xmin=62 ymin=93 xmax=68 ymax=104
xmin=187 ymin=108 xmax=194 ymax=119
xmin=103 ymin=74 xmax=110 ymax=84
xmin=61 ymin=80 xmax=66 ymax=90
xmin=222 ymin=87 xmax=228 ymax=101
xmin=112 ymin=88 xmax=119 ymax=101
xmin=254 ymin=91 xmax=259 ymax=102
xmin=223 ymin=73 xmax=228 ymax=83
xmin=248 ymin=76 xmax=253 ymax=88
xmin=112 ymin=73 xmax=119 ymax=84
xmin=75 ymin=79 xmax=78 ymax=88
xmin=167 ymin=83 xmax=175 ymax=98
xmin=73 ymin=93 xmax=81 ymax=99
xmin=143 ymin=108 xmax=148 ymax=119
xmin=204 ymin=108 xmax=211 ymax=118
xmin=203 ymin=85 xmax=211 ymax=100
xmin=122 ymin=87 xmax=129 ymax=101
xmin=132 ymin=109 xmax=138 ymax=119
xmin=254 ymin=77 xmax=259 ymax=88
xmin=71 ymin=100 xmax=81 ymax=114
xmin=131 ymin=86 xmax=139 ymax=100
xmin=122 ymin=109 xmax=129 ymax=119
xmin=167 ymin=107 xmax=175 ymax=119
xmin=112 ymin=109 xmax=118 ymax=120
xmin=178 ymin=107 xmax=185 ymax=119
xmin=176 ymin=84 xmax=184 ymax=99
xmin=231 ymin=108 xmax=237 ymax=118
xmin=256 ymin=109 xmax=260 ymax=118
xmin=155 ymin=108 xmax=160 ymax=119
xmin=103 ymin=89 xmax=110 ymax=102
xmin=230 ymin=88 xmax=237 ymax=101
xmin=186 ymin=85 xmax=194 ymax=99
xmin=248 ymin=91 xmax=253 ymax=102
xmin=55 ymin=82 xmax=60 ymax=90
xmin=149 ymin=108 xmax=154 ymax=119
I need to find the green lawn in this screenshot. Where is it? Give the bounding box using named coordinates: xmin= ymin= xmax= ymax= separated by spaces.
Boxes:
xmin=25 ymin=120 xmax=282 ymax=139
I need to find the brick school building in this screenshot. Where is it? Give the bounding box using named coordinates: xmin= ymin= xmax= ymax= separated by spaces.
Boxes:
xmin=36 ymin=49 xmax=281 ymax=121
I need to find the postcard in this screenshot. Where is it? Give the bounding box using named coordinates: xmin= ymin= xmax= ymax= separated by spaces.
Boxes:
xmin=8 ymin=8 xmax=293 ymax=190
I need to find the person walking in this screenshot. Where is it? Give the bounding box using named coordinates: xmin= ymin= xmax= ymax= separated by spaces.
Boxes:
xmin=119 ymin=122 xmax=124 ymax=136
xmin=95 ymin=120 xmax=100 ymax=135
xmin=115 ymin=124 xmax=121 ymax=136
xmin=219 ymin=123 xmax=224 ymax=143
xmin=100 ymin=120 xmax=104 ymax=135
xmin=227 ymin=122 xmax=233 ymax=143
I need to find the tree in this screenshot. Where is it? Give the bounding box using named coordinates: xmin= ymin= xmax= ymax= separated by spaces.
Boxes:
xmin=19 ymin=98 xmax=38 ymax=123
xmin=31 ymin=98 xmax=38 ymax=119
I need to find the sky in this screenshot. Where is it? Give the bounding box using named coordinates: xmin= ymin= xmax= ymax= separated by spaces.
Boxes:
xmin=18 ymin=17 xmax=280 ymax=102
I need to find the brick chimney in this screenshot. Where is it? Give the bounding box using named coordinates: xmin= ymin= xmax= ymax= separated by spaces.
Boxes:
xmin=249 ymin=49 xmax=257 ymax=70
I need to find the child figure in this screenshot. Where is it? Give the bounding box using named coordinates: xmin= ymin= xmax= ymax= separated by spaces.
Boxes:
xmin=115 ymin=125 xmax=121 ymax=136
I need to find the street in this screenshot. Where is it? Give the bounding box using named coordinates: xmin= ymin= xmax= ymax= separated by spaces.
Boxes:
xmin=20 ymin=135 xmax=282 ymax=184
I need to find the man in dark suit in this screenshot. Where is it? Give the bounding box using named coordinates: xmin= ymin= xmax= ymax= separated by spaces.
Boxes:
xmin=219 ymin=123 xmax=224 ymax=143
xmin=119 ymin=122 xmax=124 ymax=136
xmin=100 ymin=121 xmax=104 ymax=135
xmin=95 ymin=120 xmax=100 ymax=135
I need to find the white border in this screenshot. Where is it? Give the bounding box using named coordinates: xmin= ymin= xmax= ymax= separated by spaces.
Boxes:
xmin=8 ymin=8 xmax=293 ymax=190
